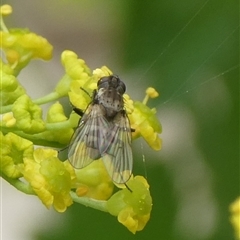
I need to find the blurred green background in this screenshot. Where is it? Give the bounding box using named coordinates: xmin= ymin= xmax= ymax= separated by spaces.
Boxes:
xmin=2 ymin=0 xmax=239 ymax=239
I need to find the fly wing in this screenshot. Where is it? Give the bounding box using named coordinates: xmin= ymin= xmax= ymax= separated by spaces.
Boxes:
xmin=68 ymin=104 xmax=110 ymax=169
xmin=101 ymin=112 xmax=133 ymax=184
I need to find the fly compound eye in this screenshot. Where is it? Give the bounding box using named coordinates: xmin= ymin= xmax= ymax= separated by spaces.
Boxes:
xmin=98 ymin=76 xmax=110 ymax=89
xmin=110 ymin=75 xmax=126 ymax=94
xmin=117 ymin=80 xmax=126 ymax=94
xmin=111 ymin=75 xmax=119 ymax=85
xmin=97 ymin=75 xmax=126 ymax=94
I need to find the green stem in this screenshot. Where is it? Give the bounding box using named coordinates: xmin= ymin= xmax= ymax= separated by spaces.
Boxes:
xmin=1 ymin=172 xmax=36 ymax=195
xmin=1 ymin=171 xmax=111 ymax=212
xmin=0 ymin=118 xmax=74 ymax=147
xmin=0 ymin=92 xmax=63 ymax=114
xmin=142 ymin=95 xmax=149 ymax=105
xmin=0 ymin=15 xmax=9 ymax=32
xmin=70 ymin=191 xmax=109 ymax=212
xmin=0 ymin=104 xmax=13 ymax=114
xmin=33 ymin=92 xmax=62 ymax=105
xmin=0 ymin=127 xmax=66 ymax=148
xmin=45 ymin=119 xmax=73 ymax=130
xmin=1 ymin=117 xmax=73 ymax=133
xmin=1 ymin=172 xmax=109 ymax=212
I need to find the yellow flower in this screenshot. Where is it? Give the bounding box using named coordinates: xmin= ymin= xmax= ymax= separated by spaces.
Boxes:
xmin=60 ymin=51 xmax=114 ymax=111
xmin=118 ymin=207 xmax=150 ymax=234
xmin=68 ymin=78 xmax=95 ymax=111
xmin=60 ymin=50 xmax=94 ymax=110
xmin=128 ymin=90 xmax=162 ymax=150
xmin=0 ymin=4 xmax=12 ymax=16
xmin=74 ymin=160 xmax=114 ymax=200
xmin=61 ymin=50 xmax=91 ymax=80
xmin=92 ymin=66 xmax=113 ymax=79
xmin=0 ymin=132 xmax=33 ymax=178
xmin=54 ymin=50 xmax=92 ymax=98
xmin=123 ymin=94 xmax=135 ymax=114
xmin=22 ymin=148 xmax=76 ymax=212
xmin=230 ymin=197 xmax=240 ymax=239
xmin=65 ymin=56 xmax=113 ymax=111
xmin=0 ymin=28 xmax=53 ymax=74
xmin=0 ymin=61 xmax=26 ymax=106
xmin=12 ymin=94 xmax=45 ymax=133
xmin=40 ymin=102 xmax=74 ymax=145
xmin=0 ymin=30 xmax=52 ymax=60
xmin=2 ymin=113 xmax=16 ymax=127
xmin=107 ymin=176 xmax=152 ymax=234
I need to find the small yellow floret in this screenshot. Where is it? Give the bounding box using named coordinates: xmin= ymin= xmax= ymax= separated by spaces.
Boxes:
xmin=61 ymin=50 xmax=78 ymax=62
xmin=146 ymin=87 xmax=159 ymax=98
xmin=93 ymin=66 xmax=112 ymax=78
xmin=0 ymin=5 xmax=12 ymax=16
xmin=76 ymin=184 xmax=89 ymax=197
xmin=2 ymin=113 xmax=16 ymax=127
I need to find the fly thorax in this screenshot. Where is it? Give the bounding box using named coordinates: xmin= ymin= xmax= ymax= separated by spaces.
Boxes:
xmin=97 ymin=88 xmax=124 ymax=118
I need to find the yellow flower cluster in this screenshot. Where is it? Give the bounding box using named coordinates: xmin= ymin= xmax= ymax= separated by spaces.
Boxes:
xmin=0 ymin=4 xmax=52 ymax=75
xmin=0 ymin=132 xmax=76 ymax=212
xmin=61 ymin=50 xmax=162 ymax=151
xmin=0 ymin=132 xmax=33 ymax=178
xmin=22 ymin=148 xmax=76 ymax=212
xmin=0 ymin=60 xmax=26 ymax=106
xmin=107 ymin=176 xmax=152 ymax=234
xmin=1 ymin=4 xmax=161 ymax=233
xmin=22 ymin=149 xmax=76 ymax=212
xmin=128 ymin=88 xmax=162 ymax=150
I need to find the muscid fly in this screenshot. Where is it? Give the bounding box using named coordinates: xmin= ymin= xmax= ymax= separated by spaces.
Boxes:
xmin=68 ymin=75 xmax=133 ymax=184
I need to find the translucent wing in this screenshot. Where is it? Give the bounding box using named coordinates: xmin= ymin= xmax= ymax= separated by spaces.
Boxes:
xmin=68 ymin=104 xmax=110 ymax=169
xmin=101 ymin=112 xmax=133 ymax=184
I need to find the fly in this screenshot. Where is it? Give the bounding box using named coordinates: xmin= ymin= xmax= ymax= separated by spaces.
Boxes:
xmin=68 ymin=75 xmax=133 ymax=184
